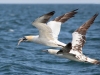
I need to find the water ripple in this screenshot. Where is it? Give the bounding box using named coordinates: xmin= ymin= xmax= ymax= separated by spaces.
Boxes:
xmin=0 ymin=4 xmax=100 ymax=75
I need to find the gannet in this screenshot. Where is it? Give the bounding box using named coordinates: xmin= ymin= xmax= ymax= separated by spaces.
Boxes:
xmin=18 ymin=9 xmax=78 ymax=48
xmin=43 ymin=13 xmax=100 ymax=64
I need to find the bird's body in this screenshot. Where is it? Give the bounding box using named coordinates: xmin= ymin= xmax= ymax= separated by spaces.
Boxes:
xmin=44 ymin=13 xmax=100 ymax=65
xmin=18 ymin=9 xmax=78 ymax=48
xmin=49 ymin=49 xmax=79 ymax=61
xmin=47 ymin=49 xmax=99 ymax=64
xmin=28 ymin=35 xmax=65 ymax=47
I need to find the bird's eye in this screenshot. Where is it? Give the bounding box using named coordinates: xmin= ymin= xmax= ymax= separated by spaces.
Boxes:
xmin=23 ymin=37 xmax=27 ymax=40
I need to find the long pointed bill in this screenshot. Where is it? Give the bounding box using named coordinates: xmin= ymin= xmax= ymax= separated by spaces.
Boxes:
xmin=17 ymin=37 xmax=27 ymax=46
xmin=17 ymin=38 xmax=24 ymax=46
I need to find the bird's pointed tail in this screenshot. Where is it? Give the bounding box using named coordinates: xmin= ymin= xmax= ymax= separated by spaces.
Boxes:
xmin=86 ymin=57 xmax=100 ymax=65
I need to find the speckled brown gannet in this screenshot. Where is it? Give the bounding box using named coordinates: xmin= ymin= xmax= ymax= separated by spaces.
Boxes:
xmin=18 ymin=9 xmax=78 ymax=48
xmin=43 ymin=13 xmax=100 ymax=65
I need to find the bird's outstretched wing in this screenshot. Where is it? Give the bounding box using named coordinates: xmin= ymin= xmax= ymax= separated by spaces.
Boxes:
xmin=47 ymin=9 xmax=78 ymax=39
xmin=53 ymin=9 xmax=78 ymax=23
xmin=71 ymin=13 xmax=98 ymax=53
xmin=32 ymin=11 xmax=55 ymax=40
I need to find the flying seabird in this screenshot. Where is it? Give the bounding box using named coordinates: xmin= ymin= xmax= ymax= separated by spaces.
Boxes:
xmin=43 ymin=13 xmax=100 ymax=64
xmin=18 ymin=9 xmax=78 ymax=48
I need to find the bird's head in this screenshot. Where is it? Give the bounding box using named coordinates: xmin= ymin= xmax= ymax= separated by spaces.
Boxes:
xmin=17 ymin=36 xmax=34 ymax=46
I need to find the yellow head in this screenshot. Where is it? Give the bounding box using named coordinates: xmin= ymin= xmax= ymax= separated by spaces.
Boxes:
xmin=17 ymin=36 xmax=34 ymax=46
xmin=24 ymin=36 xmax=34 ymax=41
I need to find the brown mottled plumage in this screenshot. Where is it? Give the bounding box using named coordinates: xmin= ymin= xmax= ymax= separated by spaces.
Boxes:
xmin=75 ymin=13 xmax=98 ymax=35
xmin=73 ymin=13 xmax=99 ymax=53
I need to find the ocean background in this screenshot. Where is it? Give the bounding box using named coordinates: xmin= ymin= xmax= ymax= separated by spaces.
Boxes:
xmin=0 ymin=4 xmax=100 ymax=75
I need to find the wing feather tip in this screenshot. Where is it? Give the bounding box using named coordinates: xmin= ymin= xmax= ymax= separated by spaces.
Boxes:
xmin=93 ymin=60 xmax=100 ymax=65
xmin=47 ymin=11 xmax=55 ymax=15
xmin=72 ymin=9 xmax=78 ymax=12
xmin=94 ymin=13 xmax=99 ymax=17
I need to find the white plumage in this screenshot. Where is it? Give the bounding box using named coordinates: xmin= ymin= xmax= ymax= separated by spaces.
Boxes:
xmin=18 ymin=9 xmax=78 ymax=48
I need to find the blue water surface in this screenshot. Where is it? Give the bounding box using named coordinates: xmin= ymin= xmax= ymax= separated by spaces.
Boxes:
xmin=0 ymin=4 xmax=100 ymax=75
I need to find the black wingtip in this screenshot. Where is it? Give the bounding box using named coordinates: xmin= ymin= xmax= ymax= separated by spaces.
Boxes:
xmin=47 ymin=11 xmax=55 ymax=15
xmin=72 ymin=9 xmax=78 ymax=12
xmin=94 ymin=13 xmax=99 ymax=17
xmin=52 ymin=11 xmax=55 ymax=13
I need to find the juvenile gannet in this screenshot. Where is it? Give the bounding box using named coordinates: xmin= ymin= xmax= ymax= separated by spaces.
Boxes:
xmin=18 ymin=9 xmax=78 ymax=48
xmin=43 ymin=13 xmax=100 ymax=64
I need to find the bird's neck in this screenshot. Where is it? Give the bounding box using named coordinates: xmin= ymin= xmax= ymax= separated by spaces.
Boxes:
xmin=31 ymin=35 xmax=41 ymax=44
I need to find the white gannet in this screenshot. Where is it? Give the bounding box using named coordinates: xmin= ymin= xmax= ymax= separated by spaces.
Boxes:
xmin=18 ymin=9 xmax=78 ymax=48
xmin=43 ymin=13 xmax=100 ymax=64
